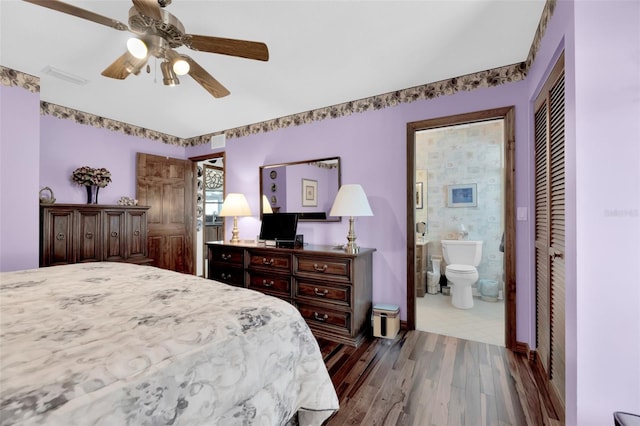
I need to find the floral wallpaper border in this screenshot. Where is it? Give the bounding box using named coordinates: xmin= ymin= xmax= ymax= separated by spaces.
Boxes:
xmin=0 ymin=67 xmax=40 ymax=93
xmin=0 ymin=0 xmax=554 ymax=148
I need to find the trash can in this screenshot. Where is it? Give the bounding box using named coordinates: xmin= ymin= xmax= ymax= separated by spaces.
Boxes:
xmin=372 ymin=304 xmax=400 ymax=339
xmin=478 ymin=279 xmax=499 ymax=302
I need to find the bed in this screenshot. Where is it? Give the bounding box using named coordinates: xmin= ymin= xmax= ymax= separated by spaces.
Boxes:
xmin=0 ymin=262 xmax=339 ymax=425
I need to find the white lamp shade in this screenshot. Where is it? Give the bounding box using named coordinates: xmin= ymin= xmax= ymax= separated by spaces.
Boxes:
xmin=330 ymin=184 xmax=373 ymax=217
xmin=261 ymin=195 xmax=273 ymax=214
xmin=219 ymin=193 xmax=252 ymax=217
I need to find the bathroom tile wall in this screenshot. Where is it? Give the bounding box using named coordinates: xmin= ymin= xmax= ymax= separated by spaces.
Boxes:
xmin=416 ymin=119 xmax=504 ymax=285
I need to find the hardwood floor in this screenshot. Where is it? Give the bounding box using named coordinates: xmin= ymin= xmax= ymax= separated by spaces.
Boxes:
xmin=318 ymin=330 xmax=561 ymax=426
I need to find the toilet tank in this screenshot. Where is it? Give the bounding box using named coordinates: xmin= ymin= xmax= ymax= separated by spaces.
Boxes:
xmin=441 ymin=240 xmax=483 ymax=266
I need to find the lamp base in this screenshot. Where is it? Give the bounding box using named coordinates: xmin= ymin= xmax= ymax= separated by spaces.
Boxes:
xmin=229 ymin=216 xmax=241 ymax=244
xmin=344 ymin=242 xmax=359 ymax=254
xmin=344 ymin=216 xmax=359 ymax=253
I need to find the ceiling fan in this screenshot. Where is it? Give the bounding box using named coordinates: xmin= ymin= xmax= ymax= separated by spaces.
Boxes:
xmin=23 ymin=0 xmax=269 ymax=98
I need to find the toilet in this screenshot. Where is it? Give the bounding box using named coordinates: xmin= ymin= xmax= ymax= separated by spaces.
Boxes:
xmin=441 ymin=240 xmax=483 ymax=309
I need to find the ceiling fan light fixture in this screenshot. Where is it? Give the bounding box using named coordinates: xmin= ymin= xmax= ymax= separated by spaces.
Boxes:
xmin=127 ymin=37 xmax=148 ymax=59
xmin=172 ymin=58 xmax=190 ymax=76
xmin=160 ymin=61 xmax=180 ymax=86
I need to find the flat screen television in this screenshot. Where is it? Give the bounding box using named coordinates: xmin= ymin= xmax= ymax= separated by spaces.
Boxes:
xmin=259 ymin=213 xmax=299 ymax=242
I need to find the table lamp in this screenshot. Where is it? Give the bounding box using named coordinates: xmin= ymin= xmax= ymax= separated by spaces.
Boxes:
xmin=329 ymin=184 xmax=373 ymax=253
xmin=261 ymin=194 xmax=273 ymax=214
xmin=219 ymin=193 xmax=252 ymax=244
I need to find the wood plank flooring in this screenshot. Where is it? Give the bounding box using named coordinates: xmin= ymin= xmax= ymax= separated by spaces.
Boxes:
xmin=318 ymin=330 xmax=561 ymax=426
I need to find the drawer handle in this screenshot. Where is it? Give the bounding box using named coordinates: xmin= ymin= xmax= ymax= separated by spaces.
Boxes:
xmin=262 ymin=279 xmax=274 ymax=287
xmin=56 ymin=232 xmax=65 ymax=241
xmin=133 ymin=230 xmax=140 ymax=236
xmin=221 ymin=273 xmax=231 ymax=280
xmin=262 ymin=258 xmax=274 ymax=265
xmin=221 ymin=254 xmax=232 ymax=261
xmin=314 ymin=288 xmax=329 ymax=297
xmin=85 ymin=232 xmax=93 ymax=239
xmin=313 ymin=312 xmax=329 ymax=322
xmin=111 ymin=231 xmax=118 ymax=238
xmin=313 ymin=263 xmax=328 ymax=272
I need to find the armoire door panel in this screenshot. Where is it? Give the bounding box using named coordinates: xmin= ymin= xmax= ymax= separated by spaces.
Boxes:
xmin=127 ymin=210 xmax=147 ymax=259
xmin=45 ymin=209 xmax=74 ymax=265
xmin=76 ymin=209 xmax=101 ymax=263
xmin=103 ymin=210 xmax=126 ymax=261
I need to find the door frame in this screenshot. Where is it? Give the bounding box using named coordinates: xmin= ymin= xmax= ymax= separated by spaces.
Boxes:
xmin=189 ymin=152 xmax=226 ymax=274
xmin=406 ymin=106 xmax=517 ymax=350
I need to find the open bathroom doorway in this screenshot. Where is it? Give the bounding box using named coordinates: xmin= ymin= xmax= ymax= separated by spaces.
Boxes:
xmin=406 ymin=107 xmax=517 ymax=350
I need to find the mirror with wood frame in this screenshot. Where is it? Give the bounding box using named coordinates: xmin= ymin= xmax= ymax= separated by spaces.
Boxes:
xmin=259 ymin=157 xmax=341 ymax=222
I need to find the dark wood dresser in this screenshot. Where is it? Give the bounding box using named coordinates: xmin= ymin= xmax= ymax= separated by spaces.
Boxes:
xmin=207 ymin=241 xmax=375 ymax=347
xmin=40 ymin=204 xmax=152 ymax=266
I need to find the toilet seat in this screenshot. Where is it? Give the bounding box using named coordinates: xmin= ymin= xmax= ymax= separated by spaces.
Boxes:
xmin=446 ymin=264 xmax=476 ymax=274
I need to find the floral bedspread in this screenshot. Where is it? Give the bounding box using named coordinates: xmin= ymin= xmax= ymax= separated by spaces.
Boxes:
xmin=0 ymin=262 xmax=338 ymax=425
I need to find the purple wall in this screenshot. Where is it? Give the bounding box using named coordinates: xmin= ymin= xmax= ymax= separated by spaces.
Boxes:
xmin=0 ymin=85 xmax=40 ymax=271
xmin=523 ymin=1 xmax=640 ymax=424
xmin=39 ymin=116 xmax=185 ymax=205
xmin=572 ymin=2 xmax=640 ymax=424
xmin=187 ymin=83 xmax=533 ymax=333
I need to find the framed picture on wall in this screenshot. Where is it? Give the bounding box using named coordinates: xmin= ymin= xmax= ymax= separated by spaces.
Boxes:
xmin=416 ymin=182 xmax=424 ymax=209
xmin=302 ymin=178 xmax=318 ymax=207
xmin=447 ymin=183 xmax=477 ymax=207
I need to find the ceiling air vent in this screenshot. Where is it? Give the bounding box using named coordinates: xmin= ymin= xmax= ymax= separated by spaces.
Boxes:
xmin=42 ymin=66 xmax=89 ymax=86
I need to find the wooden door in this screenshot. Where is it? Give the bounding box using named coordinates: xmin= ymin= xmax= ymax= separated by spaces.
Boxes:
xmin=534 ymin=53 xmax=566 ymax=412
xmin=136 ymin=153 xmax=194 ymax=273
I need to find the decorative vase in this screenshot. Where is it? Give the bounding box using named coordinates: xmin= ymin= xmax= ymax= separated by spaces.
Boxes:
xmin=85 ymin=185 xmax=100 ymax=204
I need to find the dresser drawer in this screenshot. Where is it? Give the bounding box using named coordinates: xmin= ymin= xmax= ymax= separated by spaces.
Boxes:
xmin=295 ymin=280 xmax=351 ymax=307
xmin=297 ymin=303 xmax=351 ymax=333
xmin=209 ymin=245 xmax=244 ymax=267
xmin=248 ymin=272 xmax=292 ymax=298
xmin=209 ymin=265 xmax=245 ymax=287
xmin=248 ymin=250 xmax=292 ymax=273
xmin=294 ymin=255 xmax=352 ymax=282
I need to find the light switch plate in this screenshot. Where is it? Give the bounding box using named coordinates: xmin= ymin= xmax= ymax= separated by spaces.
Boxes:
xmin=517 ymin=207 xmax=528 ymax=221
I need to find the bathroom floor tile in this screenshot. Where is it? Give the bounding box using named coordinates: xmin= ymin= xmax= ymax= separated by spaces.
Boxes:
xmin=415 ymin=293 xmax=505 ymax=346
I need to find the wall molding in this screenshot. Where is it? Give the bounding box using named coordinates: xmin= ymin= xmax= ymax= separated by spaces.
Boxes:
xmin=515 ymin=341 xmax=535 ymax=361
xmin=0 ymin=66 xmax=39 ymax=93
xmin=0 ymin=0 xmax=555 ymax=147
xmin=40 ymin=101 xmax=184 ymax=147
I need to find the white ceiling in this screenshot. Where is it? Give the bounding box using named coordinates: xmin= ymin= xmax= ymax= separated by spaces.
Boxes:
xmin=0 ymin=0 xmax=545 ymax=139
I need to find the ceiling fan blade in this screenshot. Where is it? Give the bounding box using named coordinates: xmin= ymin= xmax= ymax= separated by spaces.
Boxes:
xmin=101 ymin=52 xmax=147 ymax=80
xmin=184 ymin=56 xmax=230 ymax=98
xmin=131 ymin=0 xmax=162 ymax=21
xmin=184 ymin=35 xmax=269 ymax=61
xmin=23 ymin=0 xmax=128 ymax=31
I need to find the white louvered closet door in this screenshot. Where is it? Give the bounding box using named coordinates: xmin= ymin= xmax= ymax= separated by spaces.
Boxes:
xmin=534 ymin=52 xmax=566 ymax=409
